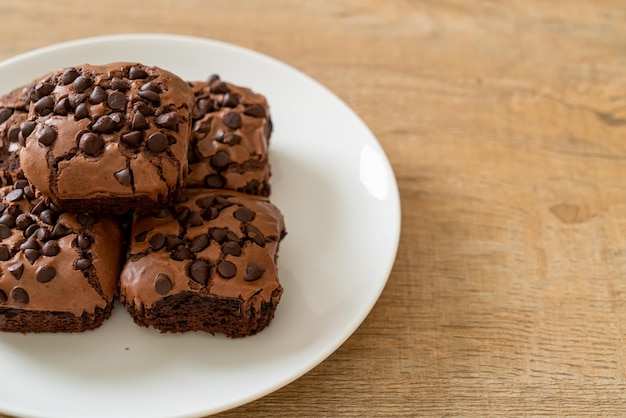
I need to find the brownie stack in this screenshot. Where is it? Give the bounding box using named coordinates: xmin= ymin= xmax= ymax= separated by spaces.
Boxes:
xmin=0 ymin=63 xmax=285 ymax=337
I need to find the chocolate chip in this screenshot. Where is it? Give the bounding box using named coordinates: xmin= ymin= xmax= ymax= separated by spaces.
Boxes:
xmin=226 ymin=231 xmax=240 ymax=242
xmin=0 ymin=246 xmax=9 ymax=261
xmin=39 ymin=209 xmax=57 ymax=225
xmin=210 ymin=151 xmax=230 ymax=169
xmin=5 ymin=188 xmax=23 ymax=202
xmin=34 ymin=82 xmax=55 ymax=98
xmin=121 ymin=131 xmax=143 ymax=147
xmin=129 ymin=66 xmax=149 ymax=80
xmin=73 ymin=75 xmax=93 ymax=93
xmin=23 ymin=186 xmax=36 ymax=200
xmin=111 ymin=77 xmax=129 ymax=91
xmin=171 ymin=246 xmax=193 ymax=261
xmin=133 ymin=101 xmax=153 ymax=116
xmin=20 ymin=121 xmax=36 ymax=138
xmin=8 ymin=126 xmax=20 ymax=142
xmin=36 ymin=125 xmax=57 ymax=146
xmin=245 ymin=225 xmax=265 ymax=246
xmin=154 ymin=208 xmax=170 ymax=219
xmin=235 ymin=207 xmax=255 ymax=223
xmin=189 ymin=234 xmax=210 ymax=252
xmin=209 ymin=228 xmax=228 ymax=243
xmin=0 ymin=108 xmax=12 ymax=124
xmin=77 ymin=213 xmax=97 ymax=227
xmin=7 ymin=262 xmax=23 ymax=279
xmin=243 ymin=104 xmax=267 ymax=118
xmin=138 ymin=90 xmax=160 ymax=103
xmin=89 ymin=86 xmax=107 ymax=104
xmin=189 ymin=260 xmax=210 ymax=285
xmin=20 ymin=237 xmax=40 ymax=251
xmin=41 ymin=240 xmax=60 ymax=256
xmin=146 ymin=132 xmax=168 ymax=152
xmin=34 ymin=227 xmax=51 ymax=241
xmin=34 ymin=96 xmax=55 ymax=115
xmin=114 ymin=168 xmax=132 ymax=186
xmin=74 ymin=103 xmax=89 ymax=120
xmin=10 ymin=287 xmax=29 ymax=306
xmin=24 ymin=249 xmax=40 ymax=265
xmin=75 ymin=258 xmax=92 ymax=271
xmin=211 ymin=82 xmax=229 ymax=94
xmin=134 ymin=230 xmax=148 ymax=242
xmin=175 ymin=207 xmax=190 ymax=223
xmin=149 ymin=233 xmax=166 ymax=251
xmin=68 ymin=93 xmax=87 ymax=109
xmin=223 ymin=112 xmax=242 ymax=129
xmin=205 ymin=174 xmax=225 ymax=189
xmin=244 ymin=264 xmax=265 ymax=281
xmin=24 ymin=224 xmax=38 ymax=238
xmin=201 ymin=207 xmax=219 ymax=221
xmin=77 ymin=234 xmax=91 ymax=249
xmin=166 ymin=236 xmax=184 ymax=251
xmin=186 ymin=211 xmax=204 ymax=227
xmin=154 ymin=273 xmax=171 ymax=295
xmin=53 ymin=97 xmax=69 ymax=116
xmin=155 ymin=111 xmax=178 ymax=129
xmin=222 ymin=241 xmax=241 ymax=256
xmin=92 ymin=115 xmax=116 ymax=134
xmin=15 ymin=214 xmax=33 ymax=230
xmin=61 ymin=68 xmax=80 ymax=85
xmin=0 ymin=213 xmax=15 ymax=228
xmin=217 ymin=261 xmax=237 ymax=278
xmin=52 ymin=223 xmax=71 ymax=238
xmin=131 ymin=113 xmax=149 ymax=130
xmin=107 ymin=91 xmax=126 ymax=110
xmin=222 ymin=132 xmax=241 ymax=146
xmin=222 ymin=93 xmax=240 ymax=108
xmin=0 ymin=289 xmax=6 ymax=303
xmin=7 ymin=205 xmax=22 ymax=217
xmin=195 ymin=196 xmax=215 ymax=209
xmin=36 ymin=265 xmax=56 ymax=283
xmin=79 ymin=132 xmax=104 ymax=156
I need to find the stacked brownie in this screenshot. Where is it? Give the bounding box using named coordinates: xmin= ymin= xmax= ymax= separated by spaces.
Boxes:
xmin=0 ymin=63 xmax=285 ymax=337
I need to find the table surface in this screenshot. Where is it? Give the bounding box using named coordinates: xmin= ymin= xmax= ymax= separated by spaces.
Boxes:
xmin=2 ymin=0 xmax=626 ymax=416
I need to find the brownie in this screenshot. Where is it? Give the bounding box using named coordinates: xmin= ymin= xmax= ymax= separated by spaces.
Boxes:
xmin=0 ymin=84 xmax=30 ymax=187
xmin=120 ymin=188 xmax=286 ymax=337
xmin=0 ymin=181 xmax=124 ymax=332
xmin=18 ymin=63 xmax=194 ymax=214
xmin=186 ymin=76 xmax=272 ymax=196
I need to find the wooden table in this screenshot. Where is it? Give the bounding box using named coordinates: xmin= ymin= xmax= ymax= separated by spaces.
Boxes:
xmin=2 ymin=1 xmax=626 ymax=416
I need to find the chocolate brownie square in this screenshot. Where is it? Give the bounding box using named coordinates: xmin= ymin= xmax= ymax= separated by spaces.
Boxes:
xmin=0 ymin=84 xmax=30 ymax=187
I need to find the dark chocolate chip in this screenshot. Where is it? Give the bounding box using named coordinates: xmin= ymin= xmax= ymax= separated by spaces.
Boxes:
xmin=201 ymin=207 xmax=219 ymax=221
xmin=107 ymin=91 xmax=126 ymax=110
xmin=8 ymin=126 xmax=20 ymax=142
xmin=245 ymin=225 xmax=265 ymax=246
xmin=73 ymin=75 xmax=93 ymax=93
xmin=175 ymin=207 xmax=190 ymax=223
xmin=211 ymin=82 xmax=229 ymax=94
xmin=41 ymin=240 xmax=60 ymax=257
xmin=52 ymin=223 xmax=71 ymax=238
xmin=138 ymin=90 xmax=160 ymax=103
xmin=195 ymin=196 xmax=215 ymax=209
xmin=68 ymin=93 xmax=87 ymax=109
xmin=210 ymin=151 xmax=230 ymax=169
xmin=15 ymin=214 xmax=33 ymax=230
xmin=131 ymin=112 xmax=149 ymax=130
xmin=0 ymin=108 xmax=12 ymax=124
xmin=92 ymin=115 xmax=116 ymax=134
xmin=34 ymin=96 xmax=55 ymax=115
xmin=149 ymin=233 xmax=166 ymax=251
xmin=24 ymin=249 xmax=40 ymax=265
xmin=208 ymin=74 xmax=221 ymax=84
xmin=61 ymin=68 xmax=80 ymax=85
xmin=7 ymin=205 xmax=22 ymax=217
xmin=222 ymin=132 xmax=241 ymax=146
xmin=77 ymin=213 xmax=97 ymax=227
xmin=24 ymin=224 xmax=39 ymax=238
xmin=114 ymin=168 xmax=132 ymax=186
xmin=217 ymin=260 xmax=237 ymax=278
xmin=5 ymin=188 xmax=23 ymax=202
xmin=79 ymin=132 xmax=104 ymax=156
xmin=146 ymin=132 xmax=168 ymax=152
xmin=76 ymin=234 xmax=91 ymax=249
xmin=74 ymin=103 xmax=89 ymax=120
xmin=23 ymin=186 xmax=36 ymax=200
xmin=121 ymin=131 xmax=143 ymax=147
xmin=209 ymin=228 xmax=228 ymax=243
xmin=140 ymin=82 xmax=161 ymax=93
xmin=0 ymin=246 xmax=9 ymax=261
xmin=53 ymin=97 xmax=69 ymax=116
xmin=129 ymin=66 xmax=149 ymax=80
xmin=36 ymin=265 xmax=56 ymax=283
xmin=155 ymin=111 xmax=178 ymax=129
xmin=0 ymin=289 xmax=6 ymax=303
xmin=20 ymin=237 xmax=40 ymax=251
xmin=133 ymin=102 xmax=153 ymax=116
xmin=111 ymin=77 xmax=129 ymax=91
xmin=222 ymin=241 xmax=241 ymax=256
xmin=134 ymin=230 xmax=148 ymax=242
xmin=244 ymin=264 xmax=265 ymax=281
xmin=234 ymin=206 xmax=255 ymax=222
xmin=39 ymin=209 xmax=57 ymax=225
xmin=75 ymin=258 xmax=92 ymax=271
xmin=10 ymin=287 xmax=28 ymax=306
xmin=189 ymin=260 xmax=210 ymax=285
xmin=223 ymin=112 xmax=242 ymax=129
xmin=0 ymin=213 xmax=15 ymax=227
xmin=89 ymin=86 xmax=107 ymax=104
xmin=34 ymin=227 xmax=51 ymax=241
xmin=154 ymin=273 xmax=172 ymax=295
xmin=186 ymin=211 xmax=204 ymax=227
xmin=154 ymin=208 xmax=170 ymax=219
xmin=226 ymin=231 xmax=239 ymax=242
xmin=171 ymin=247 xmax=193 ymax=261
xmin=166 ymin=236 xmax=184 ymax=251
xmin=205 ymin=174 xmax=225 ymax=189
xmin=7 ymin=262 xmax=23 ymax=279
xmin=20 ymin=121 xmax=36 ymax=138
xmin=37 ymin=125 xmax=57 ymax=146
xmin=34 ymin=82 xmax=55 ymax=98
xmin=189 ymin=234 xmax=210 ymax=252
xmin=243 ymin=104 xmax=267 ymax=118
xmin=222 ymin=93 xmax=239 ymax=108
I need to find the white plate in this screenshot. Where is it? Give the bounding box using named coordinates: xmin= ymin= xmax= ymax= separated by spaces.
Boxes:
xmin=0 ymin=34 xmax=400 ymax=418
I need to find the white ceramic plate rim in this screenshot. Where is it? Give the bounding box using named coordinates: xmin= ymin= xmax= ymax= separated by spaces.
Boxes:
xmin=0 ymin=34 xmax=401 ymax=418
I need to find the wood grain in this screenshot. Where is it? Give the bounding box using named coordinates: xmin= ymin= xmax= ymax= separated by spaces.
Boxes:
xmin=2 ymin=0 xmax=626 ymax=416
